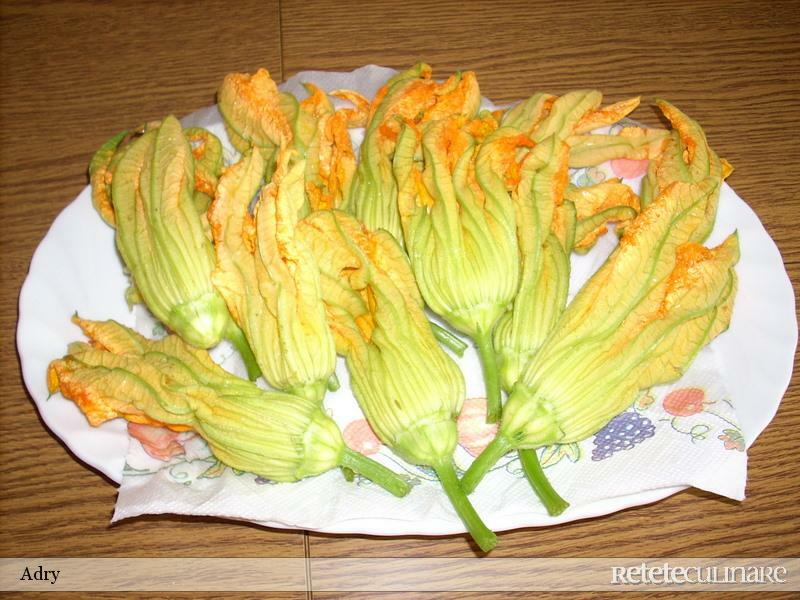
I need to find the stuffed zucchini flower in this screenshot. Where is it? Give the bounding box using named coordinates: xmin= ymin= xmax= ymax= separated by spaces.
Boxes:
xmin=296 ymin=210 xmax=496 ymax=552
xmin=209 ymin=148 xmax=336 ymax=403
xmin=492 ymin=135 xmax=571 ymax=394
xmin=393 ymin=115 xmax=530 ymax=423
xmin=48 ymin=317 xmax=409 ymax=496
xmin=348 ymin=63 xmax=481 ymax=242
xmin=108 ymin=116 xmax=259 ymax=379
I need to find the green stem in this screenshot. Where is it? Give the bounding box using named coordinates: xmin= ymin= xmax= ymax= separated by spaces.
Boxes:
xmin=224 ymin=320 xmax=261 ymax=381
xmin=290 ymin=380 xmax=328 ymax=404
xmin=430 ymin=321 xmax=467 ymax=357
xmin=340 ymin=466 xmax=355 ymax=482
xmin=474 ymin=332 xmax=502 ymax=423
xmin=434 ymin=461 xmax=497 ymax=553
xmin=461 ymin=435 xmax=513 ymax=494
xmin=518 ymin=449 xmax=569 ymax=516
xmin=326 ymin=372 xmax=341 ymax=392
xmin=340 ymin=448 xmax=410 ymax=498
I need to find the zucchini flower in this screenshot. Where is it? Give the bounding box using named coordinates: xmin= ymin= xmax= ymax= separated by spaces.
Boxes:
xmin=348 ymin=63 xmax=481 ymax=242
xmin=524 ymin=90 xmax=663 ymax=172
xmin=298 ymin=83 xmax=361 ymax=211
xmin=90 ymin=123 xmax=225 ymax=225
xmin=296 ymin=210 xmax=496 ymax=552
xmin=504 ymin=89 xmax=661 ymax=170
xmin=531 ymin=96 xmax=664 ymax=251
xmin=218 ymin=69 xmax=365 ymax=208
xmin=490 ymin=92 xmax=654 ymax=509
xmin=490 ymin=92 xmax=659 ymax=387
xmin=209 ymin=147 xmax=336 ymax=403
xmin=500 ymin=90 xmax=635 ymax=140
xmin=492 ymin=135 xmax=571 ymax=394
xmin=566 ymin=179 xmax=641 ymax=252
xmin=484 ymin=133 xmax=575 ymax=514
xmin=109 ymin=116 xmax=260 ymax=379
xmin=641 ymin=100 xmax=733 ymax=243
xmin=567 ymin=126 xmax=668 ymax=168
xmin=462 ymin=176 xmax=740 ymax=506
xmin=572 ymin=96 xmax=642 ymax=134
xmin=89 ymin=129 xmax=130 ymax=226
xmin=501 ymin=89 xmax=654 ymax=252
xmin=530 ymin=90 xmax=607 ymax=142
xmin=47 ymin=317 xmax=409 ymax=496
xmin=184 ymin=126 xmax=224 ymax=215
xmin=488 ymin=98 xmax=721 ymax=513
xmin=393 ymin=115 xmax=529 ymax=423
xmin=217 ymin=68 xmax=309 ymax=175
xmin=500 ymin=92 xmax=556 ymax=135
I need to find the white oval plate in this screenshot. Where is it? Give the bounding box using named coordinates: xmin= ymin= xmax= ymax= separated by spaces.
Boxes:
xmin=17 ymin=67 xmax=797 ymax=535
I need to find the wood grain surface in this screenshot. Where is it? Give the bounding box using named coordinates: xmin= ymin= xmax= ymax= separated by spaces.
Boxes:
xmin=2 ymin=0 xmax=799 ymax=598
xmin=0 ymin=0 xmax=305 ymax=571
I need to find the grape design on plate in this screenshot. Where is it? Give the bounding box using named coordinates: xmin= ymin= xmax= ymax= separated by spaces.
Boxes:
xmin=591 ymin=412 xmax=656 ymax=461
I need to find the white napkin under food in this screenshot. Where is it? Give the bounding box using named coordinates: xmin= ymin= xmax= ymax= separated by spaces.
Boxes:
xmin=111 ymin=66 xmax=748 ymax=536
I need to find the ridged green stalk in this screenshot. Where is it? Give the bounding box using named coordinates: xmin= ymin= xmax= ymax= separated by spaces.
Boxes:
xmin=430 ymin=322 xmax=468 ymax=357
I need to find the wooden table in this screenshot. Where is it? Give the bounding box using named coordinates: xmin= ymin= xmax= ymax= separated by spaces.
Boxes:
xmin=2 ymin=1 xmax=797 ymax=597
